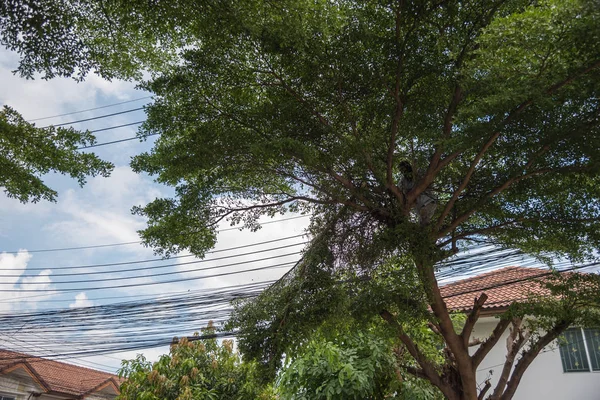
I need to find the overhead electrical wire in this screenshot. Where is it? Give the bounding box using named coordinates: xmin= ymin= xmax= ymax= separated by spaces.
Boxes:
xmin=2 ymin=335 xmax=117 ymax=373
xmin=40 ymin=107 xmax=145 ymax=128
xmin=0 ymin=250 xmax=302 ymax=285
xmin=0 ymin=244 xmax=596 ymax=364
xmin=0 ymin=330 xmax=238 ymax=363
xmin=1 ymin=234 xmax=306 ymax=272
xmin=2 ymin=214 xmax=309 ymax=254
xmin=78 ymin=130 xmax=153 ymax=148
xmin=1 ymin=278 xmax=274 ymax=310
xmin=87 ymin=121 xmax=146 ymax=134
xmin=0 ymin=279 xmax=277 ymax=305
xmin=27 ymin=96 xmax=152 ymax=122
xmin=0 ymin=276 xmax=262 ymax=358
xmin=0 ymin=260 xmax=297 ymax=292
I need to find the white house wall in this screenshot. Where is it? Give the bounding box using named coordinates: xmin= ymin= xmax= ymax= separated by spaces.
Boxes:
xmin=472 ymin=316 xmax=600 ymax=400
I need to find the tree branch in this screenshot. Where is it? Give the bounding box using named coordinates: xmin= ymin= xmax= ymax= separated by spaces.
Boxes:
xmin=438 ymin=164 xmax=595 ymax=238
xmin=489 ymin=318 xmax=526 ymax=400
xmin=386 ymin=2 xmax=406 ymax=204
xmin=462 ymin=293 xmax=488 ymax=348
xmin=471 ymin=318 xmax=511 ymax=368
xmin=404 ymin=366 xmax=430 ymax=380
xmin=435 ymin=59 xmax=600 ymax=231
xmin=499 ymin=320 xmax=570 ymax=400
xmin=263 ymin=66 xmax=332 ymax=128
xmin=416 ymin=261 xmax=481 ymax=400
xmin=478 ymin=379 xmax=492 ymax=400
xmin=426 ymin=84 xmax=463 ymax=193
xmin=380 ymin=309 xmax=446 ymax=391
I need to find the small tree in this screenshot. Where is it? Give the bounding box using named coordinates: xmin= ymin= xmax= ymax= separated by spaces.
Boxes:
xmin=118 ymin=329 xmax=274 ymax=400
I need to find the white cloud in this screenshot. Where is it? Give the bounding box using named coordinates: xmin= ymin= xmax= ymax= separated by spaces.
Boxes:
xmin=0 ymin=251 xmax=57 ymax=312
xmin=0 ymin=251 xmax=32 ymax=286
xmin=20 ymin=268 xmax=53 ymax=291
xmin=69 ymin=292 xmax=93 ymax=308
xmin=43 ymin=167 xmax=166 ymax=257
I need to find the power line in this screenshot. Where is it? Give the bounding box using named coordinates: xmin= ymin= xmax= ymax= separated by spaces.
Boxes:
xmin=0 ymin=279 xmax=276 ymax=306
xmin=1 ymin=233 xmax=305 ymax=271
xmin=0 ymin=330 xmax=238 ymax=362
xmin=0 ymin=260 xmax=297 ymax=292
xmin=28 ymin=96 xmax=152 ymax=122
xmin=2 ymin=214 xmax=309 ymax=254
xmin=1 ymin=281 xmax=267 ymax=318
xmin=40 ymin=108 xmax=145 ymax=128
xmin=0 ymin=250 xmax=301 ymax=285
xmin=0 ymin=259 xmax=594 ymax=363
xmin=441 ymin=261 xmax=600 ymax=300
xmin=77 ymin=130 xmax=155 ymax=149
xmin=2 ymin=335 xmax=117 ymax=373
xmin=88 ymin=121 xmax=146 ymax=134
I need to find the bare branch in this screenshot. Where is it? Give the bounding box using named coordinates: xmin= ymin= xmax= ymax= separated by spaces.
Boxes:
xmin=489 ymin=318 xmax=525 ymax=400
xmin=471 ymin=318 xmax=511 ymax=368
xmin=428 ymin=322 xmax=442 ymax=336
xmin=404 ymin=366 xmax=430 ymax=380
xmin=478 ymin=379 xmax=492 ymax=400
xmin=499 ymin=320 xmax=570 ymax=400
xmin=462 ymin=293 xmax=488 ymax=348
xmin=426 ymin=84 xmax=463 ymax=191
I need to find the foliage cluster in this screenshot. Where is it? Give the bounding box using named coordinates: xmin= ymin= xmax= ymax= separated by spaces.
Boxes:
xmin=118 ymin=329 xmax=274 ymax=400
xmin=0 ymin=106 xmax=113 ymax=202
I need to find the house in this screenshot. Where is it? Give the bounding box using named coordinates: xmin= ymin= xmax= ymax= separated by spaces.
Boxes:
xmin=441 ymin=266 xmax=600 ymax=400
xmin=0 ymin=349 xmax=121 ymax=400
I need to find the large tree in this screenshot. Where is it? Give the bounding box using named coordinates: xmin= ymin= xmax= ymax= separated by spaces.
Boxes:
xmin=131 ymin=1 xmax=600 ymax=398
xmin=3 ymin=0 xmax=600 ymax=398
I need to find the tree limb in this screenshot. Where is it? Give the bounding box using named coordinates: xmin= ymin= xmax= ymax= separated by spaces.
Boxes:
xmin=478 ymin=379 xmax=492 ymax=400
xmin=499 ymin=320 xmax=570 ymax=400
xmin=471 ymin=318 xmax=511 ymax=368
xmin=380 ymin=309 xmax=447 ymax=391
xmin=435 ymin=59 xmax=600 ymax=231
xmin=416 ymin=261 xmax=481 ymax=400
xmin=462 ymin=293 xmax=488 ymax=348
xmin=489 ymin=318 xmax=525 ymax=400
xmin=438 ymin=164 xmax=595 ymax=238
xmin=386 ymin=2 xmax=406 ymax=204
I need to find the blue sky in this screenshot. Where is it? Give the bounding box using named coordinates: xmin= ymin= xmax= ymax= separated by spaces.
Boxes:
xmin=0 ymin=47 xmax=310 ymax=373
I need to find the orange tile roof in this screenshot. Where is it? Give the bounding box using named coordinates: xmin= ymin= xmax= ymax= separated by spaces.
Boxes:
xmin=440 ymin=266 xmax=552 ymax=312
xmin=0 ymin=349 xmax=121 ymax=398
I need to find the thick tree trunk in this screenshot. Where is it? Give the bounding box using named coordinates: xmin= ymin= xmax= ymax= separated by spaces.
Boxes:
xmin=413 ymin=251 xmax=480 ymax=400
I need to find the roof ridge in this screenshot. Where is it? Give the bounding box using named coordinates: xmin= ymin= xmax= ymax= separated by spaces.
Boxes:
xmin=440 ymin=266 xmax=548 ymax=289
xmin=0 ymin=348 xmax=117 ymax=378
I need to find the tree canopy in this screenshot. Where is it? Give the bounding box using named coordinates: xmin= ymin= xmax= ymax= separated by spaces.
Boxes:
xmin=0 ymin=106 xmax=113 ymax=203
xmin=118 ymin=329 xmax=274 ymax=400
xmin=276 ymin=322 xmax=444 ymax=400
xmin=3 ymin=0 xmax=600 ymax=399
